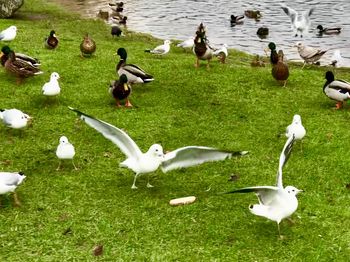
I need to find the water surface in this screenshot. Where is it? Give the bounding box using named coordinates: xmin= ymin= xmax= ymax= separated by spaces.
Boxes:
xmin=51 ymin=0 xmax=350 ymax=66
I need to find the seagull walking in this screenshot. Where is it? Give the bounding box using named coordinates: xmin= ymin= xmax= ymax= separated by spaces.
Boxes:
xmin=145 ymin=40 xmax=171 ymax=55
xmin=69 ymin=107 xmax=248 ymax=189
xmin=295 ymin=42 xmax=327 ymax=68
xmin=56 ymin=136 xmax=77 ymax=171
xmin=0 ymin=172 xmax=26 ymax=206
xmin=0 ymin=109 xmax=31 ymax=129
xmin=42 ymin=72 xmax=60 ymax=96
xmin=286 ymin=115 xmax=306 ymax=141
xmin=225 ymin=135 xmax=303 ymax=238
xmin=280 ymin=4 xmax=314 ymax=37
xmin=0 ymin=26 xmax=17 ymax=41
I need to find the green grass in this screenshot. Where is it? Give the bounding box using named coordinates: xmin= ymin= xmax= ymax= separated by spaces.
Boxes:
xmin=0 ymin=0 xmax=350 ymax=260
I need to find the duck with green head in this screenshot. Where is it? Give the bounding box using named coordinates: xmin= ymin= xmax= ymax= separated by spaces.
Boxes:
xmin=272 ymin=50 xmax=289 ymax=87
xmin=265 ymin=42 xmax=279 ymax=65
xmin=116 ymin=47 xmax=154 ymax=84
xmin=1 ymin=46 xmax=40 ymax=67
xmin=110 ymin=74 xmax=132 ymax=107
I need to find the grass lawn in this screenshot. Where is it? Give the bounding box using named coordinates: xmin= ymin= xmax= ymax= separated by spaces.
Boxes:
xmin=0 ymin=0 xmax=349 ymax=260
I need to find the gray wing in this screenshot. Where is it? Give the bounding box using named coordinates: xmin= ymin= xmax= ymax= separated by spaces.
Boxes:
xmin=276 ymin=135 xmax=295 ymax=189
xmin=328 ymin=80 xmax=350 ymax=91
xmin=69 ymin=107 xmax=143 ymax=159
xmin=151 ymin=44 xmax=166 ymax=54
xmin=161 ymin=146 xmax=248 ymax=173
xmin=122 ymin=64 xmax=153 ymax=79
xmin=225 ymin=186 xmax=279 ymax=205
xmin=281 ymin=4 xmax=297 ymax=23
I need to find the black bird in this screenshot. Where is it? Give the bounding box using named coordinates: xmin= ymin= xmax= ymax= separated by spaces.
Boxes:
xmin=45 ymin=30 xmax=59 ymax=49
xmin=111 ymin=26 xmax=123 ymax=37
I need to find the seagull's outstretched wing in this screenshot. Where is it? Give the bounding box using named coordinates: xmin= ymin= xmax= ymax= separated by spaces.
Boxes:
xmin=69 ymin=107 xmax=143 ymax=159
xmin=280 ymin=4 xmax=297 ymax=23
xmin=161 ymin=146 xmax=248 ymax=172
xmin=225 ymin=186 xmax=279 ymax=205
xmin=276 ymin=135 xmax=295 ymax=189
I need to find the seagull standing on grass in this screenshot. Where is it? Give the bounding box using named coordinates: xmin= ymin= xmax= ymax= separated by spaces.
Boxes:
xmin=224 ymin=135 xmax=303 ymax=238
xmin=280 ymin=4 xmax=314 ymax=37
xmin=0 ymin=109 xmax=32 ymax=129
xmin=286 ymin=115 xmax=306 ymax=141
xmin=0 ymin=172 xmax=26 ymax=206
xmin=69 ymin=107 xmax=249 ymax=189
xmin=42 ymin=72 xmax=60 ymax=96
xmin=0 ymin=26 xmax=17 ymax=41
xmin=177 ymin=38 xmax=194 ymax=50
xmin=145 ymin=40 xmax=171 ymax=55
xmin=56 ymin=136 xmax=77 ymax=171
xmin=295 ymin=42 xmax=327 ymax=69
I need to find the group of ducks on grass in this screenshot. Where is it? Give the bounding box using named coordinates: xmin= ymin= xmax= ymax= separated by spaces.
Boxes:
xmin=0 ymin=3 xmax=349 ymax=238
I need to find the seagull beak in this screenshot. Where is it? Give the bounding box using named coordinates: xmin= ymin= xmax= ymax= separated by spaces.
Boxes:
xmin=27 ymin=117 xmax=33 ymax=126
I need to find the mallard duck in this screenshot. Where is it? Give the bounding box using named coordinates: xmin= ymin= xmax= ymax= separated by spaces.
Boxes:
xmin=109 ymin=1 xmax=124 ymax=12
xmin=42 ymin=72 xmax=60 ymax=96
xmin=230 ymin=15 xmax=244 ymax=25
xmin=0 ymin=26 xmax=17 ymax=41
xmin=316 ymin=25 xmax=341 ymax=35
xmin=213 ymin=44 xmax=228 ymax=64
xmin=56 ymin=136 xmax=77 ymax=171
xmin=295 ymin=42 xmax=327 ymax=68
xmin=145 ymin=40 xmax=171 ymax=55
xmin=0 ymin=172 xmax=26 ymax=206
xmin=272 ymin=50 xmax=289 ymax=87
xmin=111 ymin=26 xmax=123 ymax=37
xmin=257 ymin=27 xmax=269 ymax=38
xmin=0 ymin=46 xmax=40 ymax=67
xmin=110 ymin=74 xmax=132 ymax=107
xmin=244 ymin=10 xmax=261 ymax=19
xmin=250 ymin=55 xmax=265 ymax=67
xmin=116 ymin=47 xmax=154 ymax=84
xmin=265 ymin=42 xmax=278 ymax=65
xmin=323 ymin=71 xmax=350 ymax=109
xmin=2 ymin=50 xmax=43 ymax=81
xmin=281 ymin=4 xmax=313 ymax=37
xmin=45 ymin=30 xmax=59 ymax=49
xmin=80 ymin=34 xmax=96 ymax=57
xmin=0 ymin=109 xmax=32 ymax=129
xmin=112 ymin=15 xmax=127 ymax=25
xmin=193 ymin=23 xmax=213 ymax=68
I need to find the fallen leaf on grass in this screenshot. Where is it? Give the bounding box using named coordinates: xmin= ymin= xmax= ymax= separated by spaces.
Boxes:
xmin=93 ymin=245 xmax=103 ymax=256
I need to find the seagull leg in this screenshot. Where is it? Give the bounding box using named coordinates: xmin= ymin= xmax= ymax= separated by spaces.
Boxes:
xmin=13 ymin=192 xmax=21 ymax=207
xmin=146 ymin=175 xmax=154 ymax=188
xmin=131 ymin=174 xmax=140 ymax=189
xmin=277 ymin=223 xmax=282 ymax=239
xmin=283 ymin=80 xmax=287 ymax=88
xmin=56 ymin=160 xmax=62 ymax=171
xmin=72 ymin=159 xmax=78 ymax=170
xmin=301 ymin=62 xmax=306 ymax=70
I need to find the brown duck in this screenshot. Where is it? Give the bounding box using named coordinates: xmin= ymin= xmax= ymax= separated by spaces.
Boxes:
xmin=45 ymin=30 xmax=59 ymax=49
xmin=109 ymin=74 xmax=132 ymax=107
xmin=80 ymin=34 xmax=96 ymax=57
xmin=272 ymin=50 xmax=289 ymax=87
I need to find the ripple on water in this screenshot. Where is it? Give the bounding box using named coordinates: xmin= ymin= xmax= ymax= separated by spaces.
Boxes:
xmin=51 ymin=0 xmax=350 ymax=67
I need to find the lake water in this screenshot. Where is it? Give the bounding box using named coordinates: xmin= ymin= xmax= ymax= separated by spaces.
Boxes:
xmin=51 ymin=0 xmax=350 ymax=67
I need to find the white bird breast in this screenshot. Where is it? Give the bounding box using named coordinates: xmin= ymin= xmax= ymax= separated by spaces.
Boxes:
xmin=56 ymin=144 xmax=75 ymax=159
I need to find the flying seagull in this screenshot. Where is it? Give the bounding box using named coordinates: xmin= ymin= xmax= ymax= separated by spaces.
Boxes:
xmin=69 ymin=107 xmax=248 ymax=189
xmin=224 ymin=135 xmax=303 ymax=237
xmin=280 ymin=4 xmax=314 ymax=37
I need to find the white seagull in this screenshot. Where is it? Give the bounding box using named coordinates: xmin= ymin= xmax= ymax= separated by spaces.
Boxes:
xmin=0 ymin=171 xmax=26 ymax=206
xmin=0 ymin=26 xmax=17 ymax=41
xmin=42 ymin=72 xmax=60 ymax=96
xmin=295 ymin=42 xmax=327 ymax=68
xmin=0 ymin=109 xmax=32 ymax=129
xmin=145 ymin=40 xmax=171 ymax=55
xmin=69 ymin=107 xmax=249 ymax=189
xmin=225 ymin=135 xmax=303 ymax=237
xmin=280 ymin=4 xmax=314 ymax=37
xmin=285 ymin=115 xmax=306 ymax=141
xmin=177 ymin=38 xmax=194 ymax=50
xmin=56 ymin=136 xmax=77 ymax=170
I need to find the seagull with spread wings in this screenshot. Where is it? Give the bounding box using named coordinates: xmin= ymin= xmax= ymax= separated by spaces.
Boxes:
xmin=69 ymin=107 xmax=248 ymax=189
xmin=225 ymin=135 xmax=303 ymax=238
xmin=280 ymin=4 xmax=314 ymax=37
